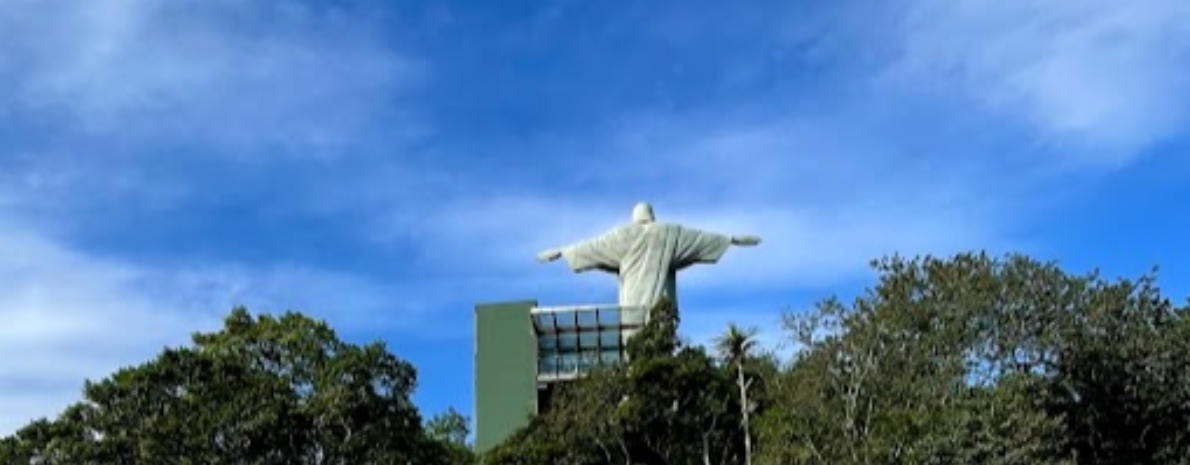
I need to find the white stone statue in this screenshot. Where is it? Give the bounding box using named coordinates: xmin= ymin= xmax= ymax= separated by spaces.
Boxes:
xmin=536 ymin=202 xmax=761 ymax=308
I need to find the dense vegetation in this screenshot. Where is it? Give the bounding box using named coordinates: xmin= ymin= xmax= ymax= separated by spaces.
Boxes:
xmin=489 ymin=253 xmax=1190 ymax=465
xmin=4 ymin=253 xmax=1188 ymax=464
xmin=0 ymin=309 xmax=474 ymax=465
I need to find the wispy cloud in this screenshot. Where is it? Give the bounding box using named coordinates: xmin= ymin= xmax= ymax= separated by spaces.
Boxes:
xmin=0 ymin=0 xmax=416 ymax=156
xmin=0 ymin=214 xmax=436 ymax=435
xmin=0 ymin=217 xmax=216 ymax=435
xmin=891 ymin=0 xmax=1190 ymax=162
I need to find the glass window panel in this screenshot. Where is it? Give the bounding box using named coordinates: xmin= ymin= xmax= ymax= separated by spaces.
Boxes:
xmin=538 ymin=347 xmax=558 ymax=360
xmin=576 ymin=310 xmax=598 ymax=328
xmin=555 ymin=313 xmax=578 ymax=331
xmin=532 ymin=314 xmax=555 ymax=331
xmin=538 ymin=335 xmax=557 ymax=350
xmin=598 ymin=308 xmax=620 ymax=326
xmin=578 ymin=352 xmax=597 ymax=372
xmin=579 ymin=332 xmax=599 ymax=349
xmin=558 ymin=333 xmax=578 ymax=351
xmin=600 ymin=330 xmax=621 ymax=348
xmin=600 ymin=349 xmax=622 ymax=364
xmin=559 ymin=353 xmax=579 ymax=373
xmin=539 ymin=355 xmax=559 ymax=375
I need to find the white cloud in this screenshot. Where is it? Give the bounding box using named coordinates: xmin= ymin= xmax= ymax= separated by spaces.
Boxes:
xmin=893 ymin=0 xmax=1190 ymax=161
xmin=419 ymin=196 xmax=628 ymax=270
xmin=0 ymin=220 xmax=216 ymax=435
xmin=160 ymin=263 xmax=448 ymax=334
xmin=0 ymin=216 xmax=433 ymax=436
xmin=0 ymin=0 xmax=415 ymax=156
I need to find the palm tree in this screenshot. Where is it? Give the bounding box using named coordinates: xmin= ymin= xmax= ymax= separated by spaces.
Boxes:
xmin=715 ymin=323 xmax=759 ymax=465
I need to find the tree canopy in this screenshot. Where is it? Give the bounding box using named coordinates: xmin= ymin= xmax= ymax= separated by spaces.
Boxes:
xmin=0 ymin=308 xmax=474 ymax=465
xmin=760 ymin=254 xmax=1190 ymax=465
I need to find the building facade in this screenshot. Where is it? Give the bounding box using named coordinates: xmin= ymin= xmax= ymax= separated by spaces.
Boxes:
xmin=473 ymin=301 xmax=645 ymax=453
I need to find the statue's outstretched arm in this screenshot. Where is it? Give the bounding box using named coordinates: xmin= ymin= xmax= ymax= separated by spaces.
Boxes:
xmin=536 ymin=248 xmax=563 ymax=263
xmin=536 ymin=226 xmax=627 ymax=269
xmin=731 ymin=235 xmax=762 ymax=246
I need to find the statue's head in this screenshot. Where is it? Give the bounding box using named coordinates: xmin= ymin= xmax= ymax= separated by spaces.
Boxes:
xmin=632 ymin=202 xmax=655 ymax=224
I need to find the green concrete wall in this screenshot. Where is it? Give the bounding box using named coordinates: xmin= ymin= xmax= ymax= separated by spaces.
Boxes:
xmin=474 ymin=300 xmax=538 ymax=453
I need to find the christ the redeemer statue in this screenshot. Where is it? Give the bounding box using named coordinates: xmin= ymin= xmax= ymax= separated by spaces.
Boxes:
xmin=536 ymin=202 xmax=761 ymax=308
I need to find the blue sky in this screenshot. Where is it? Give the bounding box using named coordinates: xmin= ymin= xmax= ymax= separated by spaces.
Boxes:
xmin=2 ymin=0 xmax=1189 ymax=435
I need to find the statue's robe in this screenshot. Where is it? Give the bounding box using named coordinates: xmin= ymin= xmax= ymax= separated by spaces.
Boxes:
xmin=560 ymin=222 xmax=731 ymax=308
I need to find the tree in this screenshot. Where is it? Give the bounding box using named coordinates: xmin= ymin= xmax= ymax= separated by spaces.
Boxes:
xmin=758 ymin=253 xmax=1189 ymax=465
xmin=189 ymin=309 xmax=434 ymax=464
xmin=715 ymin=324 xmax=759 ymax=465
xmin=427 ymin=408 xmax=477 ymax=465
xmin=0 ymin=406 xmax=100 ymax=465
xmin=0 ymin=308 xmax=457 ymax=465
xmin=1048 ymin=274 xmax=1190 ymax=464
xmin=427 ymin=408 xmax=469 ymax=447
xmin=484 ymin=366 xmax=631 ymax=465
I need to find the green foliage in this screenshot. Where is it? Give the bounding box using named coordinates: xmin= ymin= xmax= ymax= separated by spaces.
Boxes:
xmin=1051 ymin=274 xmax=1190 ymax=464
xmin=427 ymin=408 xmax=477 ymax=465
xmin=0 ymin=307 xmax=462 ymax=465
xmin=0 ymin=408 xmax=100 ymax=465
xmin=485 ymin=366 xmax=630 ymax=465
xmin=427 ymin=408 xmax=470 ymax=447
xmin=627 ymin=297 xmax=681 ymax=360
xmin=759 ymin=253 xmax=1190 ymax=465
